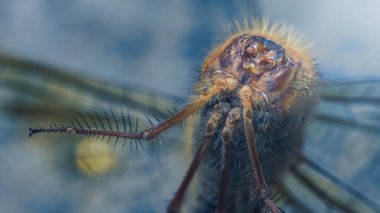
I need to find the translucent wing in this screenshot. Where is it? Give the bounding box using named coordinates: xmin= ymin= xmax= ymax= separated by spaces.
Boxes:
xmin=0 ymin=52 xmax=190 ymax=212
xmin=2 ymin=52 xmax=380 ymax=212
xmin=280 ymin=79 xmax=380 ymax=212
xmin=0 ymin=52 xmax=183 ymax=118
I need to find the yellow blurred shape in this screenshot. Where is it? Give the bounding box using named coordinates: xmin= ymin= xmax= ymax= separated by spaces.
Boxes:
xmin=75 ymin=138 xmax=119 ymax=177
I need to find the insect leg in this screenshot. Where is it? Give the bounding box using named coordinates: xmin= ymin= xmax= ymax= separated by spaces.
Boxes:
xmin=167 ymin=103 xmax=228 ymax=213
xmin=216 ymin=107 xmax=241 ymax=213
xmin=239 ymin=85 xmax=281 ymax=213
xmin=29 ymin=78 xmax=238 ymax=141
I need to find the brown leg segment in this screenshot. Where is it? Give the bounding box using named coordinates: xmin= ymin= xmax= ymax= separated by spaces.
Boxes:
xmin=239 ymin=86 xmax=280 ymax=213
xmin=216 ymin=108 xmax=241 ymax=213
xmin=29 ymin=78 xmax=238 ymax=141
xmin=167 ymin=103 xmax=228 ymax=213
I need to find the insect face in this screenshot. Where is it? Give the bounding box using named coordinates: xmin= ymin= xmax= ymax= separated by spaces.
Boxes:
xmin=201 ymin=32 xmax=314 ymax=113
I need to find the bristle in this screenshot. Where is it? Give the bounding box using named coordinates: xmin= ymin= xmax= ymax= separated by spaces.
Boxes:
xmin=88 ymin=112 xmax=99 ymax=130
xmin=103 ymin=109 xmax=113 ymax=131
xmin=167 ymin=108 xmax=174 ymax=115
xmin=121 ymin=137 xmax=127 ymax=151
xmin=79 ymin=113 xmax=91 ymax=129
xmin=271 ymin=190 xmax=282 ymax=201
xmin=127 ymin=110 xmax=133 ymax=150
xmin=138 ymin=139 xmax=144 ymax=151
xmin=152 ymin=112 xmax=170 ymax=145
xmin=95 ymin=111 xmax=106 ymax=140
xmin=144 ymin=114 xmax=155 ymax=126
xmin=157 ymin=111 xmax=167 ymax=120
xmin=113 ymin=137 xmax=119 ymax=148
xmin=95 ymin=111 xmax=106 ymax=130
xmin=73 ymin=116 xmax=84 ymax=130
xmin=121 ymin=108 xmax=126 ymax=132
xmin=172 ymin=107 xmax=179 ymax=113
xmin=110 ymin=109 xmax=120 ymax=132
xmin=127 ymin=110 xmax=132 ymax=132
xmin=151 ymin=113 xmax=161 ymax=123
xmin=134 ymin=116 xmax=139 ymax=134
xmin=103 ymin=109 xmax=113 ymax=143
xmin=28 ymin=128 xmax=34 ymax=137
xmin=135 ymin=117 xmax=142 ymax=151
xmin=147 ymin=112 xmax=171 ymax=148
xmin=273 ymin=191 xmax=290 ymax=204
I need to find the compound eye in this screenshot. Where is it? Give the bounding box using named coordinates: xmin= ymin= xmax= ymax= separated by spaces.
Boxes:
xmin=260 ymin=50 xmax=278 ymax=69
xmin=245 ymin=42 xmax=257 ymax=57
xmin=245 ymin=41 xmax=264 ymax=58
xmin=242 ymin=38 xmax=286 ymax=75
xmin=243 ymin=41 xmax=264 ymax=74
xmin=243 ymin=55 xmax=262 ymax=74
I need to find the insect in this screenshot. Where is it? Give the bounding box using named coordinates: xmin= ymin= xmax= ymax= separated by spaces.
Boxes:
xmin=1 ymin=2 xmax=380 ymax=211
xmin=24 ymin=19 xmax=380 ymax=213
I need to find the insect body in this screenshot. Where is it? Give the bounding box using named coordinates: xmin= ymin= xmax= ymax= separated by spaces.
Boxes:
xmin=189 ymin=25 xmax=317 ymax=212
xmin=29 ymin=20 xmax=318 ymax=212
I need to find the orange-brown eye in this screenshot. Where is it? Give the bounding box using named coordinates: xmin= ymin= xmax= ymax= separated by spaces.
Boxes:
xmin=245 ymin=41 xmax=260 ymax=57
xmin=260 ymin=50 xmax=277 ymax=68
xmin=241 ymin=36 xmax=286 ymax=75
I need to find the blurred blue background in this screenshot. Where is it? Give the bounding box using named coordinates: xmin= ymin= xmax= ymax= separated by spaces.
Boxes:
xmin=1 ymin=0 xmax=379 ymax=97
xmin=0 ymin=0 xmax=379 ymax=212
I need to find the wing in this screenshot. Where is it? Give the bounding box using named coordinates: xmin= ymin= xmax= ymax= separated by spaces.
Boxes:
xmin=279 ymin=79 xmax=380 ymax=213
xmin=0 ymin=51 xmax=183 ymax=119
xmin=0 ymin=52 xmax=190 ymax=212
xmin=3 ymin=52 xmax=380 ymax=212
